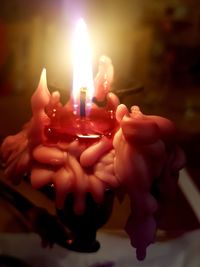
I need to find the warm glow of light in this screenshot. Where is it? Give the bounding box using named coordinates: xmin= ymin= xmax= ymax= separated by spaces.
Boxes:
xmin=72 ymin=18 xmax=94 ymax=110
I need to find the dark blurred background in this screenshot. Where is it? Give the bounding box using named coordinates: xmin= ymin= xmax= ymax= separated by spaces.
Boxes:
xmin=0 ymin=0 xmax=199 ymax=233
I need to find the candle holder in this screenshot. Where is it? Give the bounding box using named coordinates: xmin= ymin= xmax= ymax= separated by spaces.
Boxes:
xmin=56 ymin=189 xmax=114 ymax=252
xmin=0 ymin=174 xmax=115 ymax=253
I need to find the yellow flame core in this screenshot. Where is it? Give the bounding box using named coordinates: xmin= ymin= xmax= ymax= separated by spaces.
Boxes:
xmin=72 ymin=19 xmax=94 ymax=108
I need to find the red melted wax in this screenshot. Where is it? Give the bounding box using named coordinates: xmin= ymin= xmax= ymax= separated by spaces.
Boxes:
xmin=44 ymin=103 xmax=118 ymax=144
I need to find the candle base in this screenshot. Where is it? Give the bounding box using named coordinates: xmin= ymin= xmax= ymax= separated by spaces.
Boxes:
xmin=56 ymin=190 xmax=114 ymax=253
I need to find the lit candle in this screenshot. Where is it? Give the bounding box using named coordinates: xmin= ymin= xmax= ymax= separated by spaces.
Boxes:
xmin=41 ymin=19 xmax=118 ymax=142
xmin=0 ymin=19 xmax=185 ymax=261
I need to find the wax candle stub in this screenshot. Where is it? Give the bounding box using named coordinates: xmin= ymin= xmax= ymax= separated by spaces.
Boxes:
xmin=0 ymin=19 xmax=186 ymax=262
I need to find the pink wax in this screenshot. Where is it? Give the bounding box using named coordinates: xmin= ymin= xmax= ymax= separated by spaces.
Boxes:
xmin=0 ymin=56 xmax=185 ymax=261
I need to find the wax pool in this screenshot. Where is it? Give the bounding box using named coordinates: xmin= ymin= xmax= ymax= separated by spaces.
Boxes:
xmin=44 ymin=94 xmax=118 ymax=144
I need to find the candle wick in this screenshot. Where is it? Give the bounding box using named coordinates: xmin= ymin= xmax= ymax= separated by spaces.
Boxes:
xmin=80 ymin=87 xmax=87 ymax=118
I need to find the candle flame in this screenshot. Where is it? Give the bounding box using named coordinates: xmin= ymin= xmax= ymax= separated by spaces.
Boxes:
xmin=39 ymin=68 xmax=47 ymax=87
xmin=72 ymin=18 xmax=94 ymax=112
xmin=31 ymin=68 xmax=50 ymax=114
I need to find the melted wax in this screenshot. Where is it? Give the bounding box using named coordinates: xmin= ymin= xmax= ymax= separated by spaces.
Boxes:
xmin=0 ymin=56 xmax=185 ymax=261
